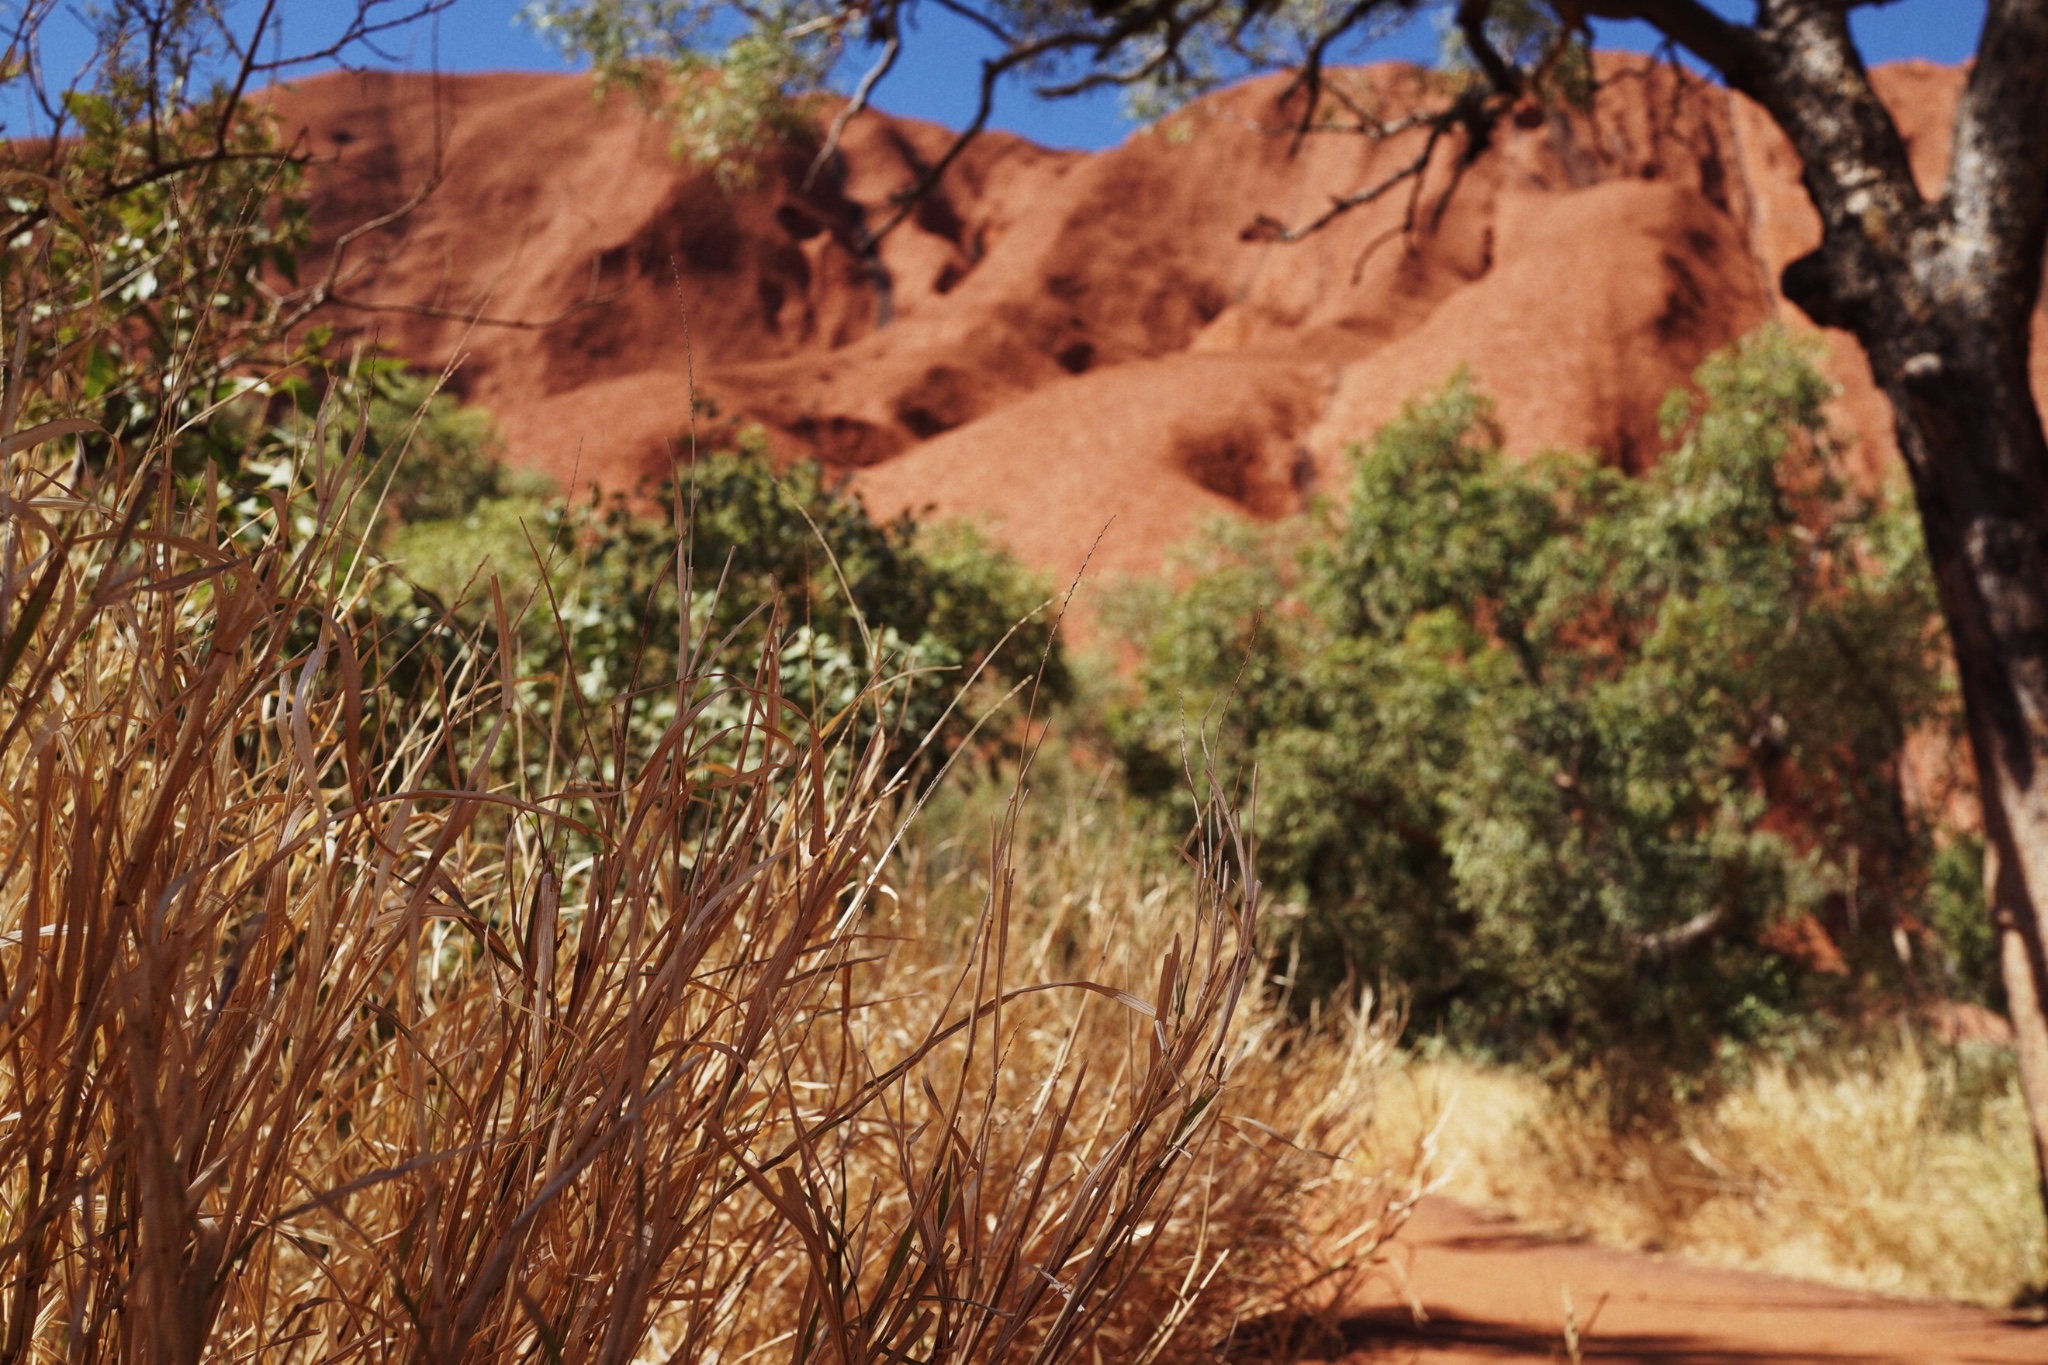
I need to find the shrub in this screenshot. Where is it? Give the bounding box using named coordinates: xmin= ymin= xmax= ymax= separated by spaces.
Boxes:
xmin=358 ymin=370 xmax=529 ymax=525
xmin=1 ymin=48 xmax=320 ymax=471
xmin=1113 ymin=329 xmax=1965 ymax=1098
xmin=361 ymin=405 xmax=1066 ymax=794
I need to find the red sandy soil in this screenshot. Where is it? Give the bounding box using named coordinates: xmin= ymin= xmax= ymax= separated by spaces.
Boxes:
xmin=264 ymin=58 xmax=2047 ymax=586
xmin=1306 ymin=1197 xmax=2044 ymax=1364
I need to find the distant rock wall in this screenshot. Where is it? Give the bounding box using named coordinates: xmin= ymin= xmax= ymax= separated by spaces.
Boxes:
xmin=268 ymin=58 xmax=2046 ymax=584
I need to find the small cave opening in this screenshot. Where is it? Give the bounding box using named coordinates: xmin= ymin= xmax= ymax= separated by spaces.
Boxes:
xmin=1176 ymin=426 xmax=1293 ymax=517
xmin=1056 ymin=341 xmax=1095 ymax=375
xmin=775 ymin=204 xmax=826 ymax=240
xmin=893 ymin=365 xmax=977 ymax=440
xmin=790 ymin=415 xmax=906 ymax=468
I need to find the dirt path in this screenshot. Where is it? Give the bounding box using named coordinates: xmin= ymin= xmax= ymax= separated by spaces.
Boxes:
xmin=1319 ymin=1197 xmax=2044 ymax=1364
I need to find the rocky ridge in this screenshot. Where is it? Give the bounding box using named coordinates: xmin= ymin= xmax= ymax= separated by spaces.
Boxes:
xmin=268 ymin=58 xmax=2046 ymax=583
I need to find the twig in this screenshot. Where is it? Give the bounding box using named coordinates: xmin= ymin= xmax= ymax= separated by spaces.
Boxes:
xmin=804 ymin=27 xmax=900 ymax=192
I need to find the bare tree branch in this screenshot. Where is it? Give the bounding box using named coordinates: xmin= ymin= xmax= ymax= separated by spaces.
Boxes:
xmin=925 ymin=0 xmax=1019 ymax=46
xmin=1240 ymin=104 xmax=1455 ymax=243
xmin=3 ymin=0 xmax=457 ymax=240
xmin=804 ymin=19 xmax=900 ymax=191
xmin=216 ymin=0 xmax=284 ymax=160
xmin=1454 ymin=0 xmax=1522 ymax=94
xmin=1567 ymin=0 xmax=1760 ymax=82
xmin=1280 ymin=0 xmax=1415 ymax=149
xmin=854 ymin=29 xmax=1100 ymax=251
xmin=1634 ymin=909 xmax=1728 ymax=961
xmin=240 ymin=0 xmax=460 ymax=75
xmin=324 ymin=290 xmax=623 ymax=332
xmin=1237 ymin=65 xmax=1522 ymax=248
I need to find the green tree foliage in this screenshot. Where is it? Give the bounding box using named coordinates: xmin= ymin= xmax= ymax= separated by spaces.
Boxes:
xmin=360 ymin=372 xmax=519 ymax=524
xmin=361 ymin=407 xmax=1065 ymax=802
xmin=523 ymin=0 xmax=841 ymax=175
xmin=1113 ymin=331 xmax=1966 ymax=1091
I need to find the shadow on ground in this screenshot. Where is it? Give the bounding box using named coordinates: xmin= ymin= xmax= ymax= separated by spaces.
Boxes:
xmin=1231 ymin=1300 xmax=2047 ymax=1365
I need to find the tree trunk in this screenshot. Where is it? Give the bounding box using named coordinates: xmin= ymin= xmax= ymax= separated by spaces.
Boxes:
xmin=1580 ymin=0 xmax=2048 ymax=1220
xmin=1993 ymin=842 xmax=2048 ymax=1211
xmin=1877 ymin=318 xmax=2048 ymax=1203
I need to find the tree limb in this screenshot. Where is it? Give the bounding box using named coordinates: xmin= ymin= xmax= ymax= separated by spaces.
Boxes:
xmin=1240 ymin=111 xmax=1451 ymax=243
xmin=1567 ymin=0 xmax=1761 ymax=83
xmin=1633 ymin=908 xmax=1728 ymax=960
xmin=1948 ymin=0 xmax=2048 ymax=300
xmin=324 ymin=289 xmax=623 ymax=332
xmin=1277 ymin=0 xmax=1414 ymax=147
xmin=1455 ymin=0 xmax=1522 ymax=95
xmin=853 ymin=28 xmax=1102 ymax=251
xmin=1238 ymin=69 xmax=1514 ymax=247
xmin=803 ymin=21 xmax=900 ymax=192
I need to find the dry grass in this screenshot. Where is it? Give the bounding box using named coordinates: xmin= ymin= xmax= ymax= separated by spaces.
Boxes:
xmin=1370 ymin=1037 xmax=2045 ymax=1306
xmin=0 ymin=410 xmax=1420 ymax=1362
xmin=881 ymin=771 xmax=1433 ymax=1350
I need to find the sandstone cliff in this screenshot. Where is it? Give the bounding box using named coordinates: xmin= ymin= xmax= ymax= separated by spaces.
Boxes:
xmin=267 ymin=58 xmax=2046 ymax=582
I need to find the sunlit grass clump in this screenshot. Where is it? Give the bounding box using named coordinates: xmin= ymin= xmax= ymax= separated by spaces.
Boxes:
xmin=1372 ymin=1038 xmax=2042 ymax=1306
xmin=0 ymin=419 xmax=1418 ymax=1362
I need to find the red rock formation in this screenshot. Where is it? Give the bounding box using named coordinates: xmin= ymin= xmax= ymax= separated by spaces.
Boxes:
xmin=265 ymin=58 xmax=2045 ymax=586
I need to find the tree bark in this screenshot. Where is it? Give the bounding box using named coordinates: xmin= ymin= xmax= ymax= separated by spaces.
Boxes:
xmin=1574 ymin=0 xmax=2048 ymax=1200
xmin=1991 ymin=840 xmax=2048 ymax=1212
xmin=1892 ymin=326 xmax=2048 ymax=1207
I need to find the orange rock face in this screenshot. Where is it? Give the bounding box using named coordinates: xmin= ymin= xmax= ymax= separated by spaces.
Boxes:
xmin=265 ymin=58 xmax=2045 ymax=585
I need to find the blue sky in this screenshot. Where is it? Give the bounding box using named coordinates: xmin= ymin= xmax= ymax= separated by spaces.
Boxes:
xmin=382 ymin=0 xmax=1991 ymax=148
xmin=11 ymin=0 xmax=1990 ymax=151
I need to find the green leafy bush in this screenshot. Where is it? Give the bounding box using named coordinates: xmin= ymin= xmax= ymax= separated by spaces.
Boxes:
xmin=1112 ymin=330 xmax=1965 ymax=1096
xmin=2 ymin=83 xmax=314 ymax=472
xmin=364 ymin=408 xmax=1065 ymax=799
xmin=356 ymin=371 xmax=529 ymax=524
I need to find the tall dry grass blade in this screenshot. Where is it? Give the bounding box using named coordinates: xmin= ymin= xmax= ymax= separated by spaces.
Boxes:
xmin=0 ymin=362 xmax=1419 ymax=1363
